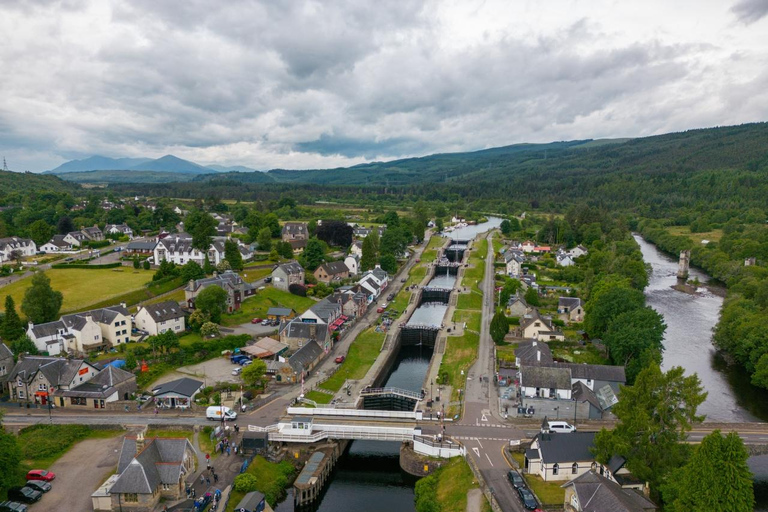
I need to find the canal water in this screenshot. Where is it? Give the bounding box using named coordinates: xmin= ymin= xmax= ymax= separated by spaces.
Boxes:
xmin=277 ymin=218 xmax=502 ymax=512
xmin=446 ymin=216 xmax=503 ymax=240
xmin=635 ymin=235 xmax=768 ymax=510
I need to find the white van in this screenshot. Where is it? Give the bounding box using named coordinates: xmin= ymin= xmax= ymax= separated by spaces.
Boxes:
xmin=206 ymin=406 xmax=237 ymax=421
xmin=545 ymin=421 xmax=576 ymax=433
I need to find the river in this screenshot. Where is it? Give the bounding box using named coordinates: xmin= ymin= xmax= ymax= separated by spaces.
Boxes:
xmin=635 ymin=235 xmax=768 ymax=510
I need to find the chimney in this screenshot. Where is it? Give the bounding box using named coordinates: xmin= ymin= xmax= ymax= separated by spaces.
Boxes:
xmin=532 ymin=340 xmax=537 ymax=347
xmin=309 ymin=324 xmax=316 ymax=338
xmin=135 ymin=433 xmax=145 ymax=455
xmin=120 ymin=302 xmax=127 ymax=309
xmin=643 ymin=482 xmax=650 ymax=498
xmin=188 ymin=279 xmax=195 ymax=289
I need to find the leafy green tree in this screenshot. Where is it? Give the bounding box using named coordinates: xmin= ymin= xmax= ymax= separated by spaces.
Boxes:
xmin=666 ymin=430 xmax=754 ymax=512
xmin=27 ymin=219 xmax=53 ymax=246
xmin=203 ymin=255 xmax=214 ymax=275
xmin=216 ymin=260 xmax=232 ymax=272
xmin=153 ymin=260 xmax=179 ymax=281
xmin=603 ymin=307 xmax=666 ymax=383
xmin=257 ymin=227 xmax=272 ymax=251
xmin=186 ymin=211 xmax=217 ymax=251
xmin=133 ymin=256 xmax=140 ymax=269
xmin=380 ymin=227 xmax=408 ymax=258
xmin=490 ymin=312 xmax=509 ymax=344
xmin=194 ymin=286 xmax=228 ymax=323
xmin=188 ymin=309 xmax=209 ymax=331
xmin=124 ymin=352 xmax=138 ymax=371
xmin=500 ymin=219 xmax=513 ymax=236
xmin=383 ymin=211 xmax=400 ymax=227
xmin=234 ymin=473 xmax=258 ymax=492
xmin=378 ymin=254 xmax=397 ymax=273
xmin=435 ymin=217 xmax=444 ymax=232
xmin=275 ymin=241 xmax=293 ymax=259
xmin=142 ymin=259 xmax=150 ymax=270
xmin=200 ymin=322 xmax=220 ymax=338
xmin=10 ymin=335 xmax=38 ymax=357
xmin=224 ymin=239 xmax=243 ymax=271
xmin=593 ymin=363 xmax=706 ymax=497
xmin=180 ymin=261 xmax=205 ymax=282
xmin=264 ymin=213 xmax=281 ymax=238
xmin=21 ymin=272 xmax=63 ymax=323
xmin=584 ymin=282 xmax=645 ymax=337
xmin=157 ymin=330 xmax=180 ymax=353
xmin=499 ymin=279 xmax=521 ymax=308
xmin=303 ymin=238 xmax=326 ymax=270
xmin=523 ymin=287 xmax=540 ymax=307
xmin=241 ymin=358 xmax=267 ymax=388
xmin=0 ymin=296 xmax=25 ymax=342
xmin=360 ymin=234 xmax=378 ymax=271
xmin=56 ymin=215 xmax=74 ymax=235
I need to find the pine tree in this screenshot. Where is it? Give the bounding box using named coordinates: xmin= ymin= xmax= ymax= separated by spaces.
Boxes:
xmin=360 ymin=235 xmax=378 ymax=271
xmin=0 ymin=296 xmax=25 ymax=342
xmin=224 ymin=239 xmax=243 ymax=271
xmin=21 ymin=273 xmax=63 ymax=324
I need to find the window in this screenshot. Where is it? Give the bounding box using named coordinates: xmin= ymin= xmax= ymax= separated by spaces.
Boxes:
xmin=94 ymin=335 xmax=99 ymax=340
xmin=38 ymin=384 xmax=47 ymax=391
xmin=552 ymin=463 xmax=559 ymax=476
xmin=591 ymin=462 xmax=597 ymax=471
xmin=162 ymin=483 xmax=172 ymax=491
xmin=71 ymin=397 xmax=87 ymax=406
xmin=114 ymin=321 xmax=119 ymax=327
xmin=572 ymin=463 xmax=579 ymax=474
xmin=18 ymin=391 xmax=25 ymax=399
xmin=175 ymin=326 xmax=180 ymax=330
xmin=121 ymin=320 xmax=126 ymax=326
xmin=124 ymin=493 xmax=138 ymax=502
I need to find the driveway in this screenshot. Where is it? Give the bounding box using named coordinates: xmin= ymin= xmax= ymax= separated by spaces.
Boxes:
xmin=151 ymin=357 xmax=241 ymax=389
xmin=30 ymin=434 xmax=124 ymax=512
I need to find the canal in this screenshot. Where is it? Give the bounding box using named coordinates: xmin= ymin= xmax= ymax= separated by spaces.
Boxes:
xmin=276 ymin=218 xmax=503 ymax=511
xmin=635 ymin=235 xmax=768 ymax=510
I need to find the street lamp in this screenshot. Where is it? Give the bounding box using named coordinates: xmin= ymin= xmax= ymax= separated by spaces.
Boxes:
xmin=554 ymin=406 xmax=560 ymax=420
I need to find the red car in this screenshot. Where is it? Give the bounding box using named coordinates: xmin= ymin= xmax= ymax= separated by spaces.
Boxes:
xmin=251 ymin=318 xmax=262 ymax=324
xmin=335 ymin=356 xmax=345 ymax=364
xmin=27 ymin=469 xmax=55 ymax=482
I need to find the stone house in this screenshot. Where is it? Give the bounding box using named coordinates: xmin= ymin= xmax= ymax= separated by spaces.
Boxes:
xmin=314 ymin=261 xmax=350 ymax=283
xmin=271 ymin=261 xmax=305 ymax=292
xmin=506 ymin=293 xmax=530 ymax=317
xmin=505 ymin=250 xmax=525 ymax=277
xmin=106 ymin=434 xmax=196 ymax=511
xmin=0 ymin=343 xmax=14 ymax=384
xmin=282 ymin=222 xmax=308 ymax=242
xmin=135 ymin=301 xmax=186 ymax=336
xmin=55 ymin=365 xmax=137 ymax=409
xmin=558 ymin=297 xmax=585 ymax=323
xmin=279 ymin=320 xmax=329 ymax=352
xmin=6 ymin=356 xmax=99 ymax=406
xmin=184 ymin=271 xmax=255 ymax=313
xmin=518 ymin=309 xmax=564 ymax=341
xmin=562 ymin=471 xmax=656 ymax=512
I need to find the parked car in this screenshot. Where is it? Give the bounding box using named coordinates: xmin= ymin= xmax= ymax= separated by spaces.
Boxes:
xmin=415 ymin=258 xmax=421 ymax=262
xmin=241 ymin=359 xmax=253 ymax=366
xmin=261 ymin=319 xmax=270 ymax=326
xmin=26 ymin=470 xmax=55 ymax=482
xmin=544 ymin=421 xmax=576 ymax=434
xmin=400 ymin=278 xmax=407 ymax=283
xmin=232 ymin=367 xmax=242 ymax=376
xmin=517 ymin=487 xmax=538 ymax=510
xmin=264 ymin=277 xmax=272 ymax=283
xmin=24 ymin=481 xmax=51 ymax=493
xmin=251 ymin=318 xmax=262 ymax=324
xmin=386 ymin=293 xmax=395 ymax=301
xmin=335 ymin=355 xmax=345 ymax=364
xmin=7 ymin=488 xmax=41 ymax=504
xmin=0 ymin=501 xmax=27 ymax=512
xmin=507 ymin=470 xmax=525 ymax=489
xmin=376 ymin=307 xmax=385 ymax=313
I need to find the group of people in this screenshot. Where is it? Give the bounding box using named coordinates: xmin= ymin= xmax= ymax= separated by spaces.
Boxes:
xmin=216 ymin=436 xmax=240 ymax=456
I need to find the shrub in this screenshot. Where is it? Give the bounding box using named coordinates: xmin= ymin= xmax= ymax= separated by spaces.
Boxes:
xmin=234 ymin=473 xmax=258 ymax=492
xmin=289 ymin=283 xmax=307 ymax=297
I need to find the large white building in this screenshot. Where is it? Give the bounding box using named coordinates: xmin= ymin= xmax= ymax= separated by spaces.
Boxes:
xmin=0 ymin=237 xmax=36 ymax=262
xmin=135 ymin=301 xmax=186 ymax=336
xmin=27 ymin=305 xmax=132 ymax=355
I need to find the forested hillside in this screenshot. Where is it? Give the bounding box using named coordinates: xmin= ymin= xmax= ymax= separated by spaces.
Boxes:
xmin=0 ymin=170 xmax=80 ymax=203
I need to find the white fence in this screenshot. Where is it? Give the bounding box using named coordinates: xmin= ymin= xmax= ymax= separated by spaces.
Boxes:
xmin=286 ymin=407 xmax=422 ymax=421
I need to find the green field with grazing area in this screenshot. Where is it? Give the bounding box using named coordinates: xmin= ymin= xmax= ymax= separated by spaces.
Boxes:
xmin=320 ymin=328 xmax=385 ymax=392
xmin=221 ymin=287 xmax=316 ymax=326
xmin=524 ymin=474 xmax=565 ymax=505
xmin=0 ymin=268 xmax=155 ymax=314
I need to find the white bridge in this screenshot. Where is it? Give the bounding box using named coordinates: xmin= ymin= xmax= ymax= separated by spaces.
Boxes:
xmin=359 ymin=387 xmax=424 ymax=401
xmin=245 ymin=407 xmax=464 ymax=457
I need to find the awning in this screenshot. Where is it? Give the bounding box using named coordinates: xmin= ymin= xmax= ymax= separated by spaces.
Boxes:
xmin=35 ymin=391 xmax=49 ymax=397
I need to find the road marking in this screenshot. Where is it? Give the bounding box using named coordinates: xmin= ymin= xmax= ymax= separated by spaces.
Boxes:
xmin=481 ymin=413 xmax=488 ymax=422
xmin=472 ymin=447 xmax=480 ymax=457
xmin=476 ymin=439 xmax=484 ymax=449
xmin=485 ymin=453 xmax=494 ymax=466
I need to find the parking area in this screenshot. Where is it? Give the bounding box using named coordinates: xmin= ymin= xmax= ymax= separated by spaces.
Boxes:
xmin=151 ymin=357 xmax=242 ymax=388
xmin=30 ymin=434 xmax=124 ymax=512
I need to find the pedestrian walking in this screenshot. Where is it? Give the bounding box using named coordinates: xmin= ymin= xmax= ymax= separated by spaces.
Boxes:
xmin=206 ymin=477 xmax=210 ymax=486
xmin=200 ymin=474 xmax=205 ymax=485
xmin=214 ymin=473 xmax=219 ymax=483
xmin=227 ymin=446 xmax=231 ymax=456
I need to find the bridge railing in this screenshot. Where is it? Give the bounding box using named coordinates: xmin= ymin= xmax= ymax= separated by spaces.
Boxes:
xmin=360 ymin=387 xmax=423 ymax=400
xmin=286 ymin=406 xmax=420 ymax=420
xmin=269 ymin=424 xmax=415 ymax=443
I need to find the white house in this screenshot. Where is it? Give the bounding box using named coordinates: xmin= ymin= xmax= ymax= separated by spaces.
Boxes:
xmin=568 ymin=245 xmax=589 ymax=259
xmin=154 ymin=235 xmax=205 ymax=266
xmin=135 ymin=301 xmax=186 ymax=336
xmin=104 ymin=224 xmax=134 ymax=238
xmin=64 ymin=231 xmax=89 ymax=247
xmin=350 ymin=240 xmax=363 ymax=257
xmin=344 ymin=254 xmax=360 ymax=275
xmin=518 ymin=310 xmax=565 ymax=341
xmin=521 ymin=240 xmax=536 ymax=253
xmin=505 ymin=250 xmax=525 ymax=277
xmin=40 ymin=235 xmax=75 ymax=253
xmin=525 ymin=432 xmax=599 ymax=482
xmin=27 ymin=305 xmax=132 ymax=355
xmin=0 ymin=237 xmax=37 ymax=262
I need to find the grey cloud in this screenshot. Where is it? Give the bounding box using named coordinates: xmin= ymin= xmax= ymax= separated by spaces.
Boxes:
xmin=731 ymin=0 xmax=768 ymax=23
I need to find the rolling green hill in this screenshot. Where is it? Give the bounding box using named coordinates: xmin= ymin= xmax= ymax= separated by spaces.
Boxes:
xmin=0 ymin=169 xmax=80 ymax=196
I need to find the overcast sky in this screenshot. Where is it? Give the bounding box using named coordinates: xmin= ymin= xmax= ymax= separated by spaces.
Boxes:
xmin=1 ymin=0 xmax=767 ymax=172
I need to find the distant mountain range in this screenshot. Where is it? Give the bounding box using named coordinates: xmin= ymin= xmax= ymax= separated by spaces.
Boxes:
xmin=46 ymin=154 xmax=262 ymax=176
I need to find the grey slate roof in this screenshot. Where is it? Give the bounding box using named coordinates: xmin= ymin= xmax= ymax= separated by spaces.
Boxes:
xmin=306 ymin=298 xmax=341 ymax=323
xmin=573 ymin=381 xmax=602 ymax=411
xmin=0 ymin=237 xmax=34 ymax=250
xmin=8 ymin=356 xmax=91 ymax=387
xmin=112 ymin=437 xmax=193 ymax=494
xmin=318 ymin=261 xmax=349 ymax=276
xmin=521 ymin=365 xmax=571 ymax=389
xmin=565 ymin=362 xmax=626 ymax=383
xmin=275 ymin=261 xmax=304 ymax=276
xmin=0 ymin=343 xmax=13 ymax=360
xmin=514 ymin=341 xmax=553 ymax=365
xmin=289 ymin=340 xmax=324 ymax=374
xmin=126 ymin=240 xmax=157 ymax=251
xmin=267 ymin=307 xmax=293 ymax=317
xmin=185 ymin=270 xmax=254 ymax=293
xmin=561 ymin=471 xmax=657 ymax=511
xmin=57 ymin=365 xmax=136 ymax=399
xmin=140 ymin=301 xmax=184 ymax=322
xmin=536 ymin=431 xmax=596 ymax=463
xmin=559 ymin=297 xmax=585 ymax=310
xmin=29 ymin=320 xmax=66 ymax=339
xmin=279 ymin=320 xmax=329 ymax=343
xmin=236 ymin=491 xmax=267 ymax=512
xmin=60 ymin=305 xmax=128 ymax=330
xmin=152 ymin=377 xmax=203 ymax=397
xmin=519 ymin=309 xmax=556 ymax=332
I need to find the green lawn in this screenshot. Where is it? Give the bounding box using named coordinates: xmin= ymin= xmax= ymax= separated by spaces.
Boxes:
xmin=421 ymin=235 xmax=446 ymax=262
xmin=524 ymin=474 xmax=565 ymax=505
xmin=0 ymin=268 xmax=155 ymax=314
xmin=548 ymin=340 xmax=610 ymax=365
xmin=440 ymin=331 xmax=479 ymax=397
xmin=492 ymin=235 xmax=503 ymax=254
xmin=140 ymin=287 xmax=186 ymax=308
xmin=18 ymin=425 xmax=123 ymax=469
xmin=457 ymin=291 xmax=483 ymax=310
xmin=304 ymin=390 xmax=334 ymax=404
xmin=416 ymin=457 xmax=482 ymax=512
xmin=320 ymin=328 xmax=385 ymax=392
xmin=453 ymin=309 xmax=481 ymax=332
xmin=221 ymin=287 xmax=316 ymax=326
xmin=240 ymin=267 xmax=272 ymax=281
xmin=496 ymin=344 xmax=517 ymax=364
xmin=225 ymin=456 xmax=296 ymax=510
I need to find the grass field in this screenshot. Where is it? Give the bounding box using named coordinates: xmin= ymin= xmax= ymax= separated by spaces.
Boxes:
xmin=304 ymin=390 xmax=334 ymax=404
xmin=496 ymin=344 xmax=517 ymax=364
xmin=549 ymin=340 xmax=609 ymax=365
xmin=225 ymin=456 xmax=296 ymax=510
xmin=240 ymin=267 xmax=272 ymax=281
xmin=453 ymin=309 xmax=481 ymax=332
xmin=524 ymin=474 xmax=565 ymax=505
xmin=421 ymin=235 xmax=447 ymax=262
xmin=320 ymin=327 xmax=385 ymax=392
xmin=457 ymin=290 xmax=483 ymax=310
xmin=221 ymin=287 xmax=316 ymax=326
xmin=440 ymin=330 xmax=479 ymax=397
xmin=667 ymin=225 xmax=724 ymax=244
xmin=0 ymin=268 xmax=154 ymax=314
xmin=18 ymin=425 xmax=123 ymax=469
xmin=140 ymin=287 xmax=186 ymax=308
xmin=416 ymin=457 xmax=483 ymax=512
